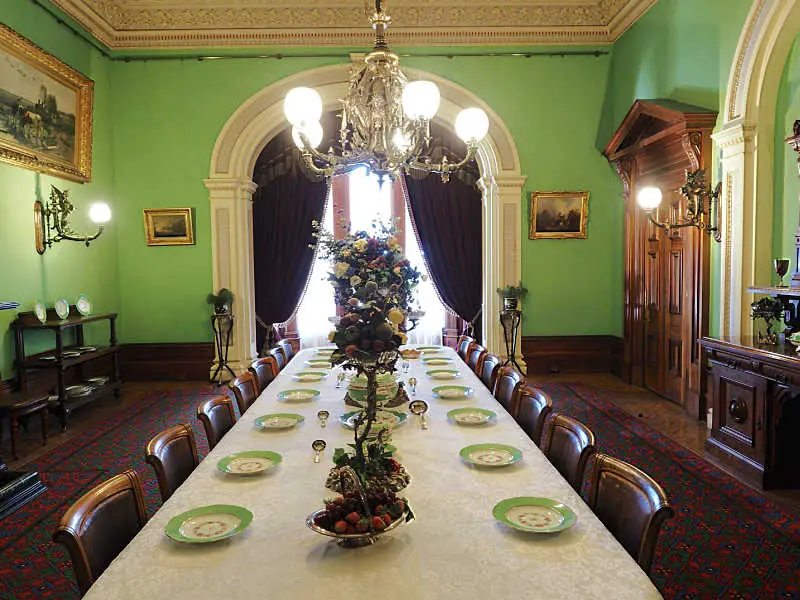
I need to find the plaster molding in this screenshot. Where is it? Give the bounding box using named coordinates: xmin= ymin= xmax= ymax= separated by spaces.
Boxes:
xmin=49 ymin=0 xmax=656 ymax=49
xmin=207 ymin=64 xmax=523 ymax=364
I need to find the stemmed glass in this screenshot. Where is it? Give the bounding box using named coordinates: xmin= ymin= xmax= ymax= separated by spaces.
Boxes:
xmin=775 ymin=258 xmax=791 ymax=288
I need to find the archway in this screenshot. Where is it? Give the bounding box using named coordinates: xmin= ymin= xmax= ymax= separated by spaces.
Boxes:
xmin=715 ymin=0 xmax=800 ymax=336
xmin=204 ymin=63 xmax=525 ymax=373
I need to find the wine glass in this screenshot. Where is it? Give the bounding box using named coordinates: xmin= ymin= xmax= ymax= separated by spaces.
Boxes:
xmin=774 ymin=258 xmax=791 ymax=288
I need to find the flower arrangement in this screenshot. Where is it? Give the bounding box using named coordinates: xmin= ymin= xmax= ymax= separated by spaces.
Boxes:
xmin=312 ymin=220 xmax=421 ymax=312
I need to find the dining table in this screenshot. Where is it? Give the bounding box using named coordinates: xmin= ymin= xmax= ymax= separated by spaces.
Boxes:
xmin=83 ymin=346 xmax=663 ymax=599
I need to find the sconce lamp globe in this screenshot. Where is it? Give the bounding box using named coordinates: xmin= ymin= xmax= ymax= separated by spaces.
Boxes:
xmin=455 ymin=107 xmax=490 ymax=144
xmin=89 ymin=202 xmax=111 ymax=224
xmin=284 ymin=87 xmax=323 ymax=126
xmin=291 ymin=120 xmax=324 ymax=149
xmin=402 ymin=80 xmax=440 ymax=120
xmin=637 ymin=186 xmax=663 ymax=212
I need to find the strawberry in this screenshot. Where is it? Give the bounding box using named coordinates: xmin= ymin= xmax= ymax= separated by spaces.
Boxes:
xmin=346 ymin=511 xmax=361 ymax=524
xmin=356 ymin=517 xmax=370 ymax=533
xmin=383 ymin=513 xmax=392 ymax=526
xmin=333 ymin=520 xmax=348 ymax=534
xmin=372 ymin=516 xmax=387 ymax=531
xmin=375 ymin=504 xmax=387 ymax=515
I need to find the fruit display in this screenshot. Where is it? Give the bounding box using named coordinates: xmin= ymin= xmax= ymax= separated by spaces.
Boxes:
xmin=311 ymin=490 xmax=412 ymax=537
xmin=326 ymin=457 xmax=411 ymax=493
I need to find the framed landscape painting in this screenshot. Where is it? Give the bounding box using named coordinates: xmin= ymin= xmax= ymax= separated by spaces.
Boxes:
xmin=529 ymin=191 xmax=589 ymax=239
xmin=0 ymin=25 xmax=93 ymax=182
xmin=144 ymin=208 xmax=195 ymax=246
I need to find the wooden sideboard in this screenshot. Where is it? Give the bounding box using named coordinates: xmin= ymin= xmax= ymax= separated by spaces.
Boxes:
xmin=700 ymin=337 xmax=800 ymax=489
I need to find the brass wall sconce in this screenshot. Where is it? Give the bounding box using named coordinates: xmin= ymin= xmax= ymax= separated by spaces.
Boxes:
xmin=636 ymin=169 xmax=722 ymax=242
xmin=34 ymin=185 xmax=111 ymax=254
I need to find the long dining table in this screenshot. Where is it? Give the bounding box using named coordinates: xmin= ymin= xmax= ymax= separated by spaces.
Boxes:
xmin=84 ymin=346 xmax=662 ymax=600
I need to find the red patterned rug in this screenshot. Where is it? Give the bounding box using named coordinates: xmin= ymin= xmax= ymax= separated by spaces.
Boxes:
xmin=0 ymin=388 xmax=219 ymax=600
xmin=541 ymin=383 xmax=800 ymax=599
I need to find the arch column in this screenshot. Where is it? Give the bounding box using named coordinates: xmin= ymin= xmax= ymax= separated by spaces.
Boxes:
xmin=203 ymin=177 xmax=259 ymax=377
xmin=206 ymin=63 xmax=523 ymax=368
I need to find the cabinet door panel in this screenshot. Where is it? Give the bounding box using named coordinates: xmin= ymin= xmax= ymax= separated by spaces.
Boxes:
xmin=714 ymin=365 xmax=765 ymax=463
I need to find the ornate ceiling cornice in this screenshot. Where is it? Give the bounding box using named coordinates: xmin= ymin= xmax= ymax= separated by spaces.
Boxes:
xmin=48 ymin=0 xmax=658 ymax=50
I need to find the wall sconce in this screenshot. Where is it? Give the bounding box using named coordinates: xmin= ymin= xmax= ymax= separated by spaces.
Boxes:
xmin=636 ymin=169 xmax=722 ymax=242
xmin=33 ymin=185 xmax=111 ymax=254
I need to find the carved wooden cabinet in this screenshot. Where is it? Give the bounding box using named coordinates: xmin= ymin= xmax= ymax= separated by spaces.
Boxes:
xmin=700 ymin=337 xmax=800 ymax=489
xmin=605 ymin=100 xmax=717 ymax=417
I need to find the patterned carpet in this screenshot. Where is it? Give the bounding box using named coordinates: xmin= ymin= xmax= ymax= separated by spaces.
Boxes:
xmin=1 ymin=384 xmax=799 ymax=599
xmin=0 ymin=388 xmax=218 ymax=600
xmin=542 ymin=383 xmax=800 ymax=600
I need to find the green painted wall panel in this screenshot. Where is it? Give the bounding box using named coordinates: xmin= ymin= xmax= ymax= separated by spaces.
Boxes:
xmin=0 ymin=2 xmax=117 ymax=378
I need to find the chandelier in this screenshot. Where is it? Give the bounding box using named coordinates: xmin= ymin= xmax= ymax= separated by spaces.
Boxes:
xmin=636 ymin=169 xmax=722 ymax=242
xmin=283 ymin=0 xmax=490 ymax=184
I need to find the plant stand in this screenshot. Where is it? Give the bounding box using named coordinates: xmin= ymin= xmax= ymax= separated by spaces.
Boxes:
xmin=210 ymin=313 xmax=236 ymax=384
xmin=499 ymin=308 xmax=523 ymax=372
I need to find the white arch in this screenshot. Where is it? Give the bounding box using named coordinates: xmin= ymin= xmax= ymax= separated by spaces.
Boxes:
xmin=714 ymin=0 xmax=800 ymax=336
xmin=204 ymin=63 xmax=525 ymax=373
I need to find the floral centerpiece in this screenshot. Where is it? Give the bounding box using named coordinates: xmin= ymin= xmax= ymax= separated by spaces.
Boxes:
xmin=312 ymin=220 xmax=421 ymax=312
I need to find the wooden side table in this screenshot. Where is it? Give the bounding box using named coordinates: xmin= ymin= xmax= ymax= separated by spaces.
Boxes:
xmin=0 ymin=391 xmax=49 ymax=460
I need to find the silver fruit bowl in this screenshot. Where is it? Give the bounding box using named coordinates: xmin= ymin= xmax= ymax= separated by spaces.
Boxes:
xmin=306 ymin=507 xmax=409 ymax=548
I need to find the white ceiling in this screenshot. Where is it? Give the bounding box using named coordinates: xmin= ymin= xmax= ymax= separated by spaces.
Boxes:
xmin=49 ymin=0 xmax=659 ymax=50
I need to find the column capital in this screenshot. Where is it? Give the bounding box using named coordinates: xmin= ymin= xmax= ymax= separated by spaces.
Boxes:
xmin=203 ymin=177 xmax=258 ymax=198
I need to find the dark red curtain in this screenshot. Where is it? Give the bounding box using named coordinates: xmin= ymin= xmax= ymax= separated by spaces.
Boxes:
xmin=403 ymin=170 xmax=483 ymax=339
xmin=252 ymin=129 xmax=328 ymax=352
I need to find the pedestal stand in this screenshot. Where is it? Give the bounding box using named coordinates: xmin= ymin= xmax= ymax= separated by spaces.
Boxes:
xmin=210 ymin=313 xmax=236 ymax=384
xmin=499 ymin=308 xmax=523 ymax=372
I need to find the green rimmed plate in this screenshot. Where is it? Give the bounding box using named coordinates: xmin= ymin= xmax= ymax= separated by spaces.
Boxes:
xmin=426 ymin=369 xmax=460 ymax=380
xmin=292 ymin=370 xmax=328 ymax=382
xmin=254 ymin=413 xmax=305 ymax=430
xmin=459 ymin=443 xmax=522 ymax=467
xmin=33 ymin=301 xmax=47 ymax=324
xmin=305 ymin=359 xmax=331 ymax=368
xmin=54 ymin=297 xmax=69 ymax=320
xmin=417 ymin=346 xmax=442 ymax=351
xmin=432 ymin=385 xmax=473 ymax=400
xmin=315 ymin=347 xmax=336 ymax=355
xmin=492 ymin=497 xmax=577 ymax=533
xmin=340 ymin=410 xmax=407 ymax=430
xmin=165 ymin=505 xmax=253 ymax=544
xmin=277 ymin=389 xmax=320 ymax=402
xmin=76 ymin=294 xmax=92 ymax=316
xmin=447 ymin=407 xmax=496 ymax=425
xmin=217 ymin=450 xmax=282 ymax=475
xmin=423 ymin=357 xmax=454 ymax=366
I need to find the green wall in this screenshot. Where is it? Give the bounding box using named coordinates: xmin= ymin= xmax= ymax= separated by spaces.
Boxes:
xmin=0 ymin=3 xmax=118 ymax=378
xmin=774 ymin=36 xmax=800 ymax=267
xmin=598 ymin=0 xmax=753 ymax=337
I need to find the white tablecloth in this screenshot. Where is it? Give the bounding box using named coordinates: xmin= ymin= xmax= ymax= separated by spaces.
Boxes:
xmin=85 ymin=347 xmax=662 ymax=600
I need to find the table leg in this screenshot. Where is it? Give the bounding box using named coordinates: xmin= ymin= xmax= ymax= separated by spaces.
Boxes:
xmin=10 ymin=416 xmax=19 ymax=460
xmin=40 ymin=409 xmax=47 ymax=446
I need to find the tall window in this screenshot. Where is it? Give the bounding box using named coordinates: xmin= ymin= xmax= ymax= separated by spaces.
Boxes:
xmin=295 ymin=168 xmax=445 ymax=347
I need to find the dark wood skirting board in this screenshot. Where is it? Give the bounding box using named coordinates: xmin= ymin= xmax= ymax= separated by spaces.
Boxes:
xmin=522 ymin=335 xmax=624 ymax=376
xmin=119 ymin=343 xmax=214 ymax=381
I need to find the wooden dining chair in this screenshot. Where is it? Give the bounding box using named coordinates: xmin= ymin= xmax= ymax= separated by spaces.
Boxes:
xmin=53 ymin=469 xmax=148 ymax=595
xmin=584 ymin=453 xmax=674 ymax=573
xmin=144 ymin=424 xmax=200 ymax=503
xmin=278 ymin=339 xmax=295 ymax=362
xmin=269 ymin=346 xmax=287 ymax=372
xmin=478 ymin=353 xmax=501 ymax=390
xmin=492 ymin=365 xmax=524 ymax=417
xmin=466 ymin=344 xmax=486 ymax=374
xmin=229 ymin=371 xmax=259 ymax=415
xmin=516 ymin=385 xmax=553 ymax=447
xmin=457 ymin=336 xmax=474 ymax=361
xmin=249 ymin=356 xmax=279 ymax=392
xmin=540 ymin=413 xmax=595 ymax=492
xmin=197 ymin=396 xmax=237 ymax=451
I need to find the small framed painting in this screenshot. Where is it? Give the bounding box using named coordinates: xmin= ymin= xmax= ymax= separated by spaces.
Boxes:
xmin=529 ymin=191 xmax=589 ymax=239
xmin=143 ymin=208 xmax=195 ymax=246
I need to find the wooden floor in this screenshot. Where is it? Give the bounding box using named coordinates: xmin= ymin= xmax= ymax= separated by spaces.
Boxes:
xmin=3 ymin=375 xmax=800 ymax=512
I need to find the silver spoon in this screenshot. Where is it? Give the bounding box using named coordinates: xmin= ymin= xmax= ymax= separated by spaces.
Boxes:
xmin=312 ymin=439 xmax=327 ymax=463
xmin=317 ymin=410 xmax=330 ymax=428
xmin=409 ymin=400 xmax=429 ymax=430
xmin=408 ymin=376 xmax=417 ymax=395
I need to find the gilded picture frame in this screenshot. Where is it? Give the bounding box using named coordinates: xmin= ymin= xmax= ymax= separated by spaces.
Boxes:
xmin=143 ymin=208 xmax=195 ymax=246
xmin=0 ymin=25 xmax=93 ymax=182
xmin=529 ymin=191 xmax=589 ymax=239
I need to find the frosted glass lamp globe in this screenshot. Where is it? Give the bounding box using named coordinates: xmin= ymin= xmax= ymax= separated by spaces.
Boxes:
xmin=292 ymin=120 xmax=323 ymax=149
xmin=455 ymin=108 xmax=489 ymax=143
xmin=284 ymin=87 xmax=323 ymax=126
xmin=89 ymin=202 xmax=111 ymax=224
xmin=402 ymin=81 xmax=440 ymax=120
xmin=637 ymin=187 xmax=662 ymax=211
